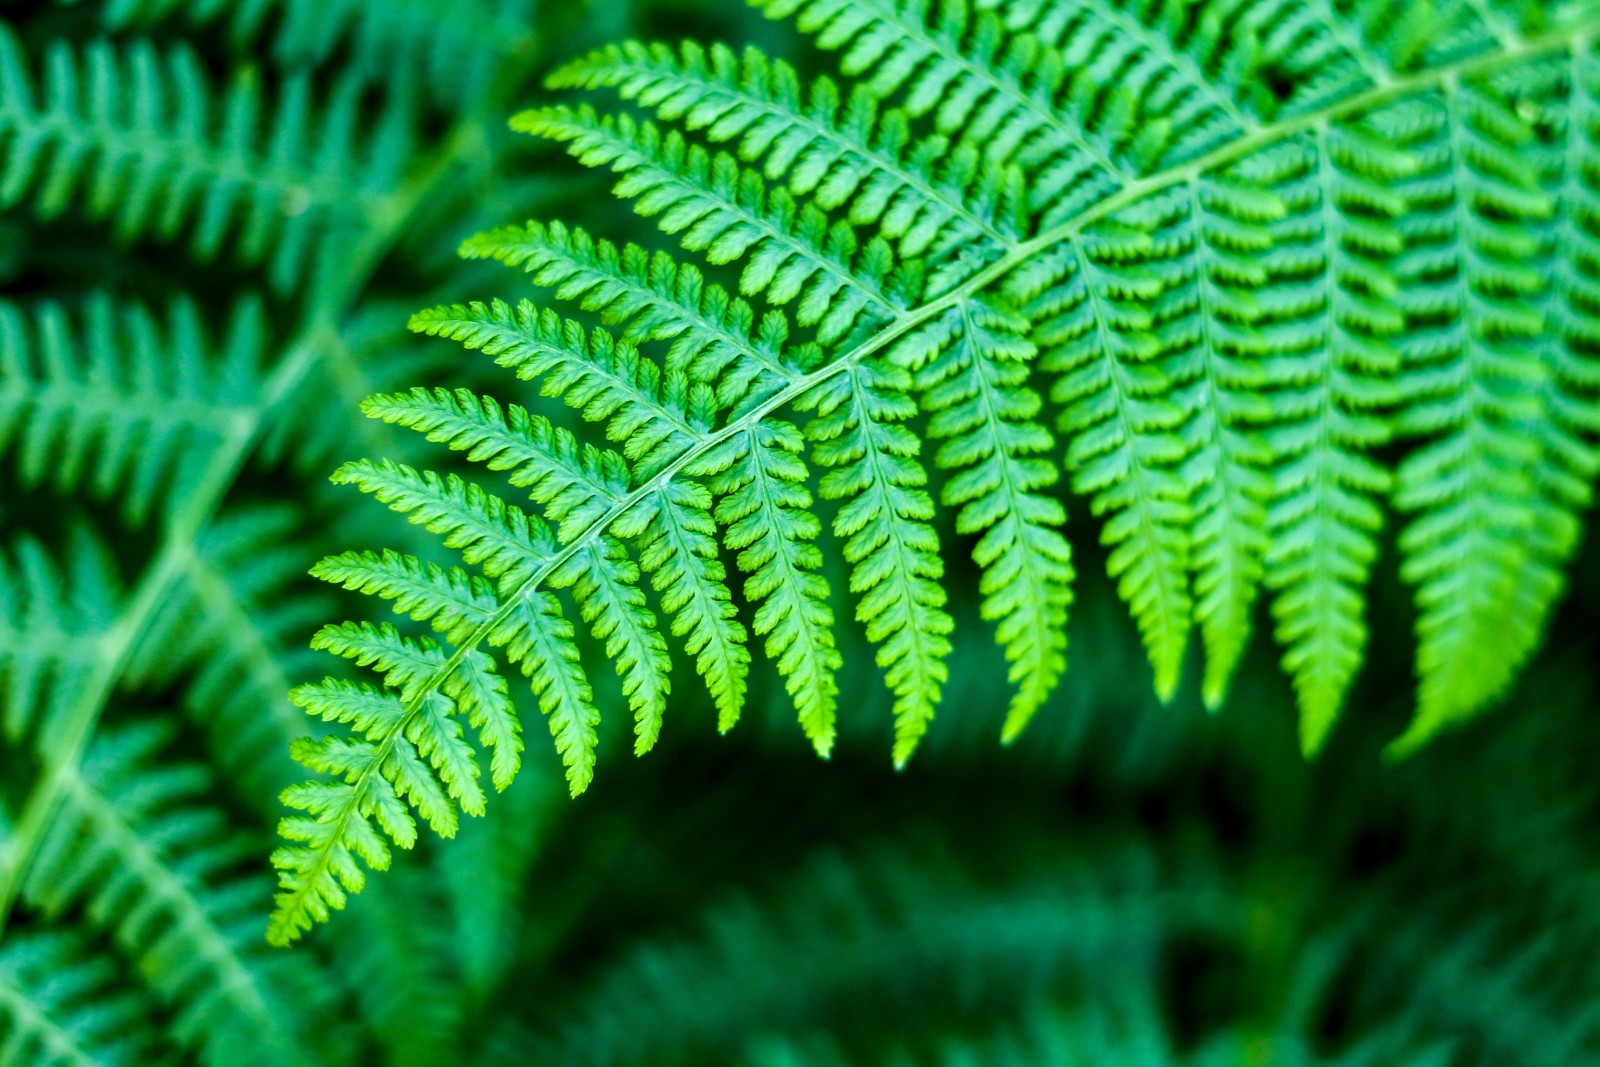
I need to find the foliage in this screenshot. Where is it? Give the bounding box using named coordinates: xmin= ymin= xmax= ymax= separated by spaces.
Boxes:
xmin=0 ymin=1 xmax=1598 ymax=1065
xmin=280 ymin=0 xmax=1600 ymax=933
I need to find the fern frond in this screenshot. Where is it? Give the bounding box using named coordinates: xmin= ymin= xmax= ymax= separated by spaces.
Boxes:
xmin=1260 ymin=116 xmax=1411 ymax=752
xmin=94 ymin=0 xmax=537 ymax=106
xmin=409 ymin=301 xmax=705 ymax=471
xmin=0 ymin=530 xmax=121 ymax=750
xmin=0 ymin=30 xmax=410 ymax=293
xmin=1019 ymin=226 xmax=1194 ymax=699
xmin=1164 ymin=165 xmax=1284 ymax=709
xmin=703 ymin=422 xmax=842 ymax=752
xmin=752 ymin=0 xmax=1139 ymax=226
xmin=23 ymin=722 xmax=316 ymax=1067
xmin=1389 ymin=73 xmax=1561 ymax=749
xmin=0 ymin=929 xmax=159 ymax=1067
xmin=281 ymin=0 xmax=1600 ymax=934
xmin=0 ymin=294 xmax=262 ymax=524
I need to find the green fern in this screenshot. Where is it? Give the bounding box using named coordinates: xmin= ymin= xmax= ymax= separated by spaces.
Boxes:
xmin=0 ymin=28 xmax=413 ymax=293
xmin=22 ymin=722 xmax=319 ymax=1067
xmin=276 ymin=0 xmax=1600 ymax=938
xmin=79 ymin=0 xmax=537 ymax=106
xmin=0 ymin=929 xmax=161 ymax=1067
xmin=0 ymin=294 xmax=266 ymax=524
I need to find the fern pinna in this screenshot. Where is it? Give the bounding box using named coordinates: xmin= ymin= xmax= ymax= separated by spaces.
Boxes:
xmin=271 ymin=0 xmax=1600 ymax=941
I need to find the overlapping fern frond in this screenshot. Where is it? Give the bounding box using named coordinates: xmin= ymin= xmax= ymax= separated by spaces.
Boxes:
xmin=79 ymin=0 xmax=537 ymax=106
xmin=0 ymin=927 xmax=162 ymax=1067
xmin=0 ymin=27 xmax=414 ymax=293
xmin=0 ymin=294 xmax=266 ymax=524
xmin=276 ymin=0 xmax=1600 ymax=938
xmin=22 ymin=722 xmax=323 ymax=1067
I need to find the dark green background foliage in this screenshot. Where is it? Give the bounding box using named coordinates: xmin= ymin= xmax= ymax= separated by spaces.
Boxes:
xmin=1 ymin=0 xmax=1598 ymax=1064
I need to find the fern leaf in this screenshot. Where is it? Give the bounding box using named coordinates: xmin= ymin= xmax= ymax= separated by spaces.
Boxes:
xmin=802 ymin=358 xmax=953 ymax=764
xmin=307 ymin=621 xmax=488 ymax=822
xmin=461 ymin=220 xmax=806 ymax=407
xmin=410 ymin=301 xmax=703 ymax=471
xmin=0 ymin=29 xmax=408 ymax=293
xmin=753 ymin=0 xmax=1131 ymax=225
xmin=551 ymin=40 xmax=1018 ymax=260
xmin=1021 ymin=228 xmax=1193 ymax=699
xmin=1171 ymin=166 xmax=1284 ymax=709
xmin=0 ymin=930 xmax=159 ymax=1067
xmin=1390 ymin=75 xmax=1560 ymax=749
xmin=997 ymin=0 xmax=1263 ymax=161
xmin=1261 ymin=117 xmax=1411 ymax=752
xmin=499 ymin=590 xmax=601 ymax=795
xmin=361 ymin=386 xmax=630 ymax=539
xmin=900 ymin=295 xmax=1072 ymax=739
xmin=330 ymin=460 xmax=551 ymax=591
xmin=704 ymin=423 xmax=842 ymax=753
xmin=0 ymin=294 xmax=263 ymax=524
xmin=623 ymin=480 xmax=751 ymax=730
xmin=554 ymin=538 xmax=673 ymax=753
xmin=23 ymin=723 xmax=313 ymax=1067
xmin=513 ymin=106 xmax=904 ymax=342
xmin=280 ymin=0 xmax=1600 ymax=934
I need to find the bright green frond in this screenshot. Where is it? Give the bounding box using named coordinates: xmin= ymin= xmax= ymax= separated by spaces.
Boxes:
xmin=705 ymin=423 xmax=842 ymax=752
xmin=1261 ymin=116 xmax=1411 ymax=752
xmin=410 ymin=300 xmax=705 ymax=472
xmin=902 ymin=294 xmax=1072 ymax=739
xmin=362 ymin=386 xmax=630 ymax=540
xmin=1022 ymin=228 xmax=1193 ymax=700
xmin=802 ymin=358 xmax=953 ymax=765
xmin=626 ymin=480 xmax=751 ymax=730
xmin=753 ymin=0 xmax=1132 ymax=226
xmin=551 ymin=40 xmax=1018 ymax=260
xmin=329 ymin=459 xmax=553 ymax=593
xmin=1170 ymin=165 xmax=1286 ymax=709
xmin=461 ymin=220 xmax=806 ymax=407
xmin=552 ymin=538 xmax=672 ymax=754
xmin=276 ymin=0 xmax=1600 ymax=935
xmin=1390 ymin=74 xmax=1562 ymax=751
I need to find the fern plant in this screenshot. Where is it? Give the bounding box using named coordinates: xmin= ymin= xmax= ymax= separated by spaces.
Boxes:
xmin=276 ymin=0 xmax=1600 ymax=939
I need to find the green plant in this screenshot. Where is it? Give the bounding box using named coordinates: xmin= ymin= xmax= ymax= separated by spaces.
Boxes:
xmin=276 ymin=0 xmax=1600 ymax=940
xmin=3 ymin=2 xmax=1600 ymax=1065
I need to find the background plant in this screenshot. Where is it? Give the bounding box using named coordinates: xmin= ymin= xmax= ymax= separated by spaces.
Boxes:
xmin=1 ymin=1 xmax=1598 ymax=1065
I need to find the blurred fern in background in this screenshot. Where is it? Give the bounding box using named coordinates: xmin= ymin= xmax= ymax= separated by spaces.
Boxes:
xmin=1 ymin=0 xmax=1599 ymax=1064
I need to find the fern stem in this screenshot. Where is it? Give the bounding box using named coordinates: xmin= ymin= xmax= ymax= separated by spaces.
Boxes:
xmin=336 ymin=16 xmax=1600 ymax=818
